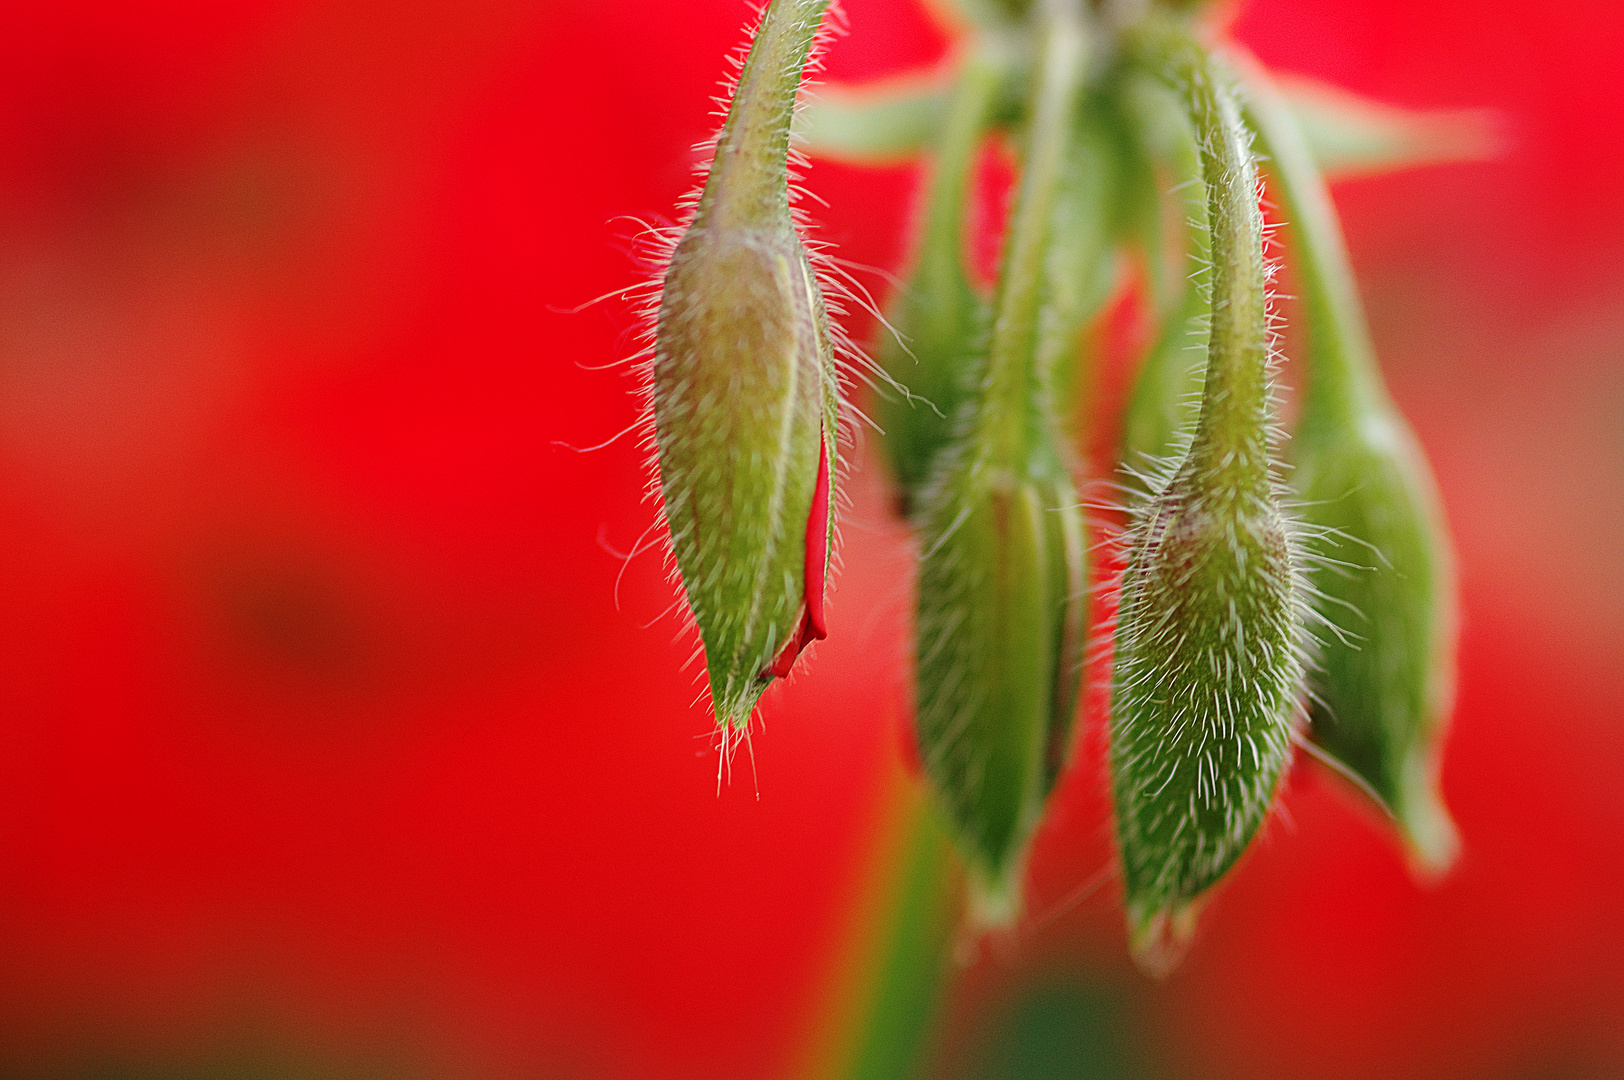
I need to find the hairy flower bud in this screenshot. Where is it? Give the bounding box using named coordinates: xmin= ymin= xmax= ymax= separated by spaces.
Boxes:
xmin=915 ymin=447 xmax=1084 ymax=920
xmin=1294 ymin=410 xmax=1459 ymax=871
xmin=911 ymin=4 xmax=1090 ymax=923
xmin=652 ymin=0 xmax=838 ymax=732
xmin=1236 ymin=53 xmax=1460 ymax=873
xmin=1111 ymin=34 xmax=1304 ymax=975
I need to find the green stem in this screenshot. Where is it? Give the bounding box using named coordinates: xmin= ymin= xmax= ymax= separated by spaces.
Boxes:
xmin=839 ymin=797 xmax=959 ymax=1080
xmin=699 ymin=0 xmax=832 ymax=232
xmin=913 ymin=45 xmax=1009 ymax=314
xmin=1229 ymin=48 xmax=1386 ymax=425
xmin=976 ymin=0 xmax=1091 ymax=470
xmin=1117 ymin=68 xmax=1212 ymax=468
xmin=1130 ymin=24 xmax=1269 ymax=489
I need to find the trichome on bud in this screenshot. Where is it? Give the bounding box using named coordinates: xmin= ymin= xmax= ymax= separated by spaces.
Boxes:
xmin=1110 ymin=31 xmax=1305 ymax=976
xmin=652 ymin=0 xmax=840 ymax=733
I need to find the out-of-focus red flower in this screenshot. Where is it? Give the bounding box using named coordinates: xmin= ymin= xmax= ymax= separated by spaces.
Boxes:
xmin=0 ymin=1 xmax=1620 ymax=1078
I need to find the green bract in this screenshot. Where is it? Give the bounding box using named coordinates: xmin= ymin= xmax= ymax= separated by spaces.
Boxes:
xmin=1238 ymin=55 xmax=1460 ymax=873
xmin=1110 ymin=30 xmax=1304 ymax=976
xmin=653 ymin=0 xmax=838 ymax=732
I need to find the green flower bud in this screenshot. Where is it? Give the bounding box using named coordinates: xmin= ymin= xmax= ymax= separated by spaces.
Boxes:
xmin=911 ymin=2 xmax=1091 ymax=923
xmin=915 ymin=447 xmax=1084 ymax=921
xmin=1110 ymin=33 xmax=1305 ymax=975
xmin=652 ymin=0 xmax=839 ymax=733
xmin=1236 ymin=53 xmax=1460 ymax=874
xmin=1294 ymin=410 xmax=1459 ymax=872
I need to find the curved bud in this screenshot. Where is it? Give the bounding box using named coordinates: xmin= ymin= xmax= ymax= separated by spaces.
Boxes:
xmin=1111 ymin=31 xmax=1304 ymax=976
xmin=1235 ymin=52 xmax=1460 ymax=874
xmin=653 ymin=0 xmax=839 ymax=732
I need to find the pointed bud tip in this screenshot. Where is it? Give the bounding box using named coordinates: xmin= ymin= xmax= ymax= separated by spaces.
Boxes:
xmin=1127 ymin=900 xmax=1202 ymax=979
xmin=1395 ymin=779 xmax=1460 ymax=881
xmin=967 ymin=864 xmax=1024 ymax=931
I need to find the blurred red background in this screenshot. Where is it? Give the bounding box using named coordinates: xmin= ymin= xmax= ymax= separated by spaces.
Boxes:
xmin=0 ymin=1 xmax=1621 ymax=1078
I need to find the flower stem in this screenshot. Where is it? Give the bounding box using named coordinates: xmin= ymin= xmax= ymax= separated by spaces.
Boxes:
xmin=975 ymin=0 xmax=1091 ymax=471
xmin=1228 ymin=48 xmax=1385 ymax=426
xmin=699 ymin=0 xmax=832 ymax=233
xmin=1127 ymin=23 xmax=1269 ymax=489
xmin=912 ymin=43 xmax=1008 ymax=318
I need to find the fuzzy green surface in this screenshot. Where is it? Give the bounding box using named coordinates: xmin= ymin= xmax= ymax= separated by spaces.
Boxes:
xmin=1294 ymin=406 xmax=1458 ymax=870
xmin=1116 ymin=69 xmax=1210 ymax=473
xmin=1111 ymin=473 xmax=1299 ymax=924
xmin=654 ymin=224 xmax=835 ymax=729
xmin=1110 ymin=27 xmax=1304 ymax=966
xmin=914 ymin=451 xmax=1077 ymax=913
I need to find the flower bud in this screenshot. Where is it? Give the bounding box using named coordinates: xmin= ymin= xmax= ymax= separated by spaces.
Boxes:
xmin=914 ymin=446 xmax=1084 ymax=920
xmin=1110 ymin=33 xmax=1304 ymax=975
xmin=910 ymin=4 xmax=1091 ymax=924
xmin=1294 ymin=409 xmax=1459 ymax=873
xmin=652 ymin=0 xmax=838 ymax=732
xmin=1112 ymin=461 xmax=1301 ymax=972
xmin=1234 ymin=52 xmax=1461 ymax=873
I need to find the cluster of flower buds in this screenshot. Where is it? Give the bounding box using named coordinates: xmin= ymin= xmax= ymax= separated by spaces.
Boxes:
xmin=648 ymin=0 xmax=1466 ymax=974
